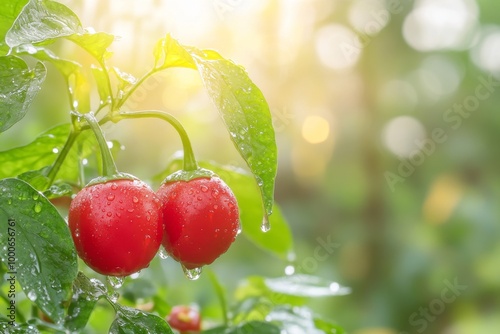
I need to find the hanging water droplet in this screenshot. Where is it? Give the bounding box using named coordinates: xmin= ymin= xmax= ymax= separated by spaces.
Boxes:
xmin=34 ymin=202 xmax=42 ymax=213
xmin=107 ymin=276 xmax=124 ymax=289
xmin=260 ymin=214 xmax=271 ymax=232
xmin=132 ymin=196 xmax=139 ymax=203
xmin=236 ymin=221 xmax=242 ymax=235
xmin=107 ymin=194 xmax=115 ymax=201
xmin=158 ymin=248 xmax=169 ymax=260
xmin=182 ymin=265 xmax=202 ymax=280
xmin=130 ymin=271 xmax=141 ymax=279
xmin=284 ymin=265 xmax=295 ymax=276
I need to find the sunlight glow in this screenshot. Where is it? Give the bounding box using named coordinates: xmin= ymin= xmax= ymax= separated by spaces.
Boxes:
xmin=382 ymin=116 xmax=426 ymax=158
xmin=302 ymin=115 xmax=330 ymax=144
xmin=315 ymin=24 xmax=360 ymax=70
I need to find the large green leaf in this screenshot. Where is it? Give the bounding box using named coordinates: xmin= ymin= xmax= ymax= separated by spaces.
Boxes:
xmin=157 ymin=158 xmax=293 ymax=260
xmin=0 ymin=178 xmax=78 ymax=323
xmin=15 ymin=45 xmax=81 ymax=77
xmin=5 ymin=0 xmax=82 ymax=48
xmin=68 ymin=32 xmax=114 ymax=61
xmin=154 ymin=35 xmax=277 ymax=217
xmin=0 ymin=0 xmax=29 ymax=55
xmin=0 ymin=124 xmax=95 ymax=185
xmin=0 ymin=55 xmax=46 ymax=132
xmin=109 ymin=306 xmax=174 ymax=334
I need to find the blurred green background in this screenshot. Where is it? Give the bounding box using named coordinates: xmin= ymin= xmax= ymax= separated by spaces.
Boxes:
xmin=2 ymin=0 xmax=500 ymax=333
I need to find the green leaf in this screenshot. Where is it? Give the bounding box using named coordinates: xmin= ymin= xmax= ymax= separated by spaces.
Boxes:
xmin=193 ymin=58 xmax=277 ymax=217
xmin=65 ymin=272 xmax=106 ymax=332
xmin=109 ymin=306 xmax=174 ymax=334
xmin=6 ymin=0 xmax=82 ymax=48
xmin=264 ymin=274 xmax=351 ymax=297
xmin=202 ymin=321 xmax=281 ymax=334
xmin=92 ymin=66 xmax=112 ymax=106
xmin=0 ymin=0 xmax=29 ymax=55
xmin=0 ymin=124 xmax=95 ymax=185
xmin=0 ymin=56 xmax=46 ymax=132
xmin=154 ymin=35 xmax=277 ymax=217
xmin=157 ymin=158 xmax=293 ymax=260
xmin=0 ymin=178 xmax=78 ymax=323
xmin=268 ymin=306 xmax=344 ymax=334
xmin=15 ymin=45 xmax=81 ymax=77
xmin=68 ymin=32 xmax=114 ymax=61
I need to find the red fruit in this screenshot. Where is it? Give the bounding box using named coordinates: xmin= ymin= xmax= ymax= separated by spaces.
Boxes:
xmin=167 ymin=305 xmax=201 ymax=332
xmin=157 ymin=177 xmax=239 ymax=269
xmin=68 ymin=178 xmax=163 ymax=276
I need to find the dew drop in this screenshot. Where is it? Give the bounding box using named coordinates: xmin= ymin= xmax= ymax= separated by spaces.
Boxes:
xmin=211 ymin=189 xmax=220 ymax=199
xmin=200 ymin=185 xmax=208 ymax=192
xmin=284 ymin=265 xmax=295 ymax=276
xmin=188 ymin=189 xmax=194 ymax=195
xmin=158 ymin=248 xmax=169 ymax=260
xmin=182 ymin=265 xmax=202 ymax=281
xmin=197 ymin=196 xmax=202 ymax=201
xmin=260 ymin=214 xmax=271 ymax=232
xmin=236 ymin=221 xmax=242 ymax=235
xmin=32 ymin=193 xmax=39 ymax=200
xmin=109 ymin=291 xmax=119 ymax=303
xmin=111 ymin=184 xmax=118 ymax=190
xmin=34 ymin=202 xmax=42 ymax=213
xmin=106 ymin=212 xmax=112 ymax=217
xmin=107 ymin=194 xmax=115 ymax=201
xmin=127 ymin=208 xmax=134 ymax=213
xmin=74 ymin=229 xmax=80 ymax=237
xmin=132 ymin=196 xmax=139 ymax=203
xmin=27 ymin=291 xmax=37 ymax=301
xmin=213 ymin=204 xmax=218 ymax=210
xmin=106 ymin=276 xmax=124 ymax=289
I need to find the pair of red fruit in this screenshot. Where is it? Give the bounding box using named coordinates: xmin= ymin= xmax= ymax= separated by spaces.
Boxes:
xmin=68 ymin=173 xmax=240 ymax=277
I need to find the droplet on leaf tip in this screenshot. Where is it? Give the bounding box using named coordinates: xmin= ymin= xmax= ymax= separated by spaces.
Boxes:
xmin=106 ymin=276 xmax=124 ymax=289
xmin=260 ymin=214 xmax=271 ymax=233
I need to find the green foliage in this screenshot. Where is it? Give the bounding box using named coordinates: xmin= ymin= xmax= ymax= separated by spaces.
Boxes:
xmin=0 ymin=0 xmax=344 ymax=333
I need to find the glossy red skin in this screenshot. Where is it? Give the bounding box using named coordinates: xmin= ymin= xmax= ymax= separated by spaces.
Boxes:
xmin=167 ymin=305 xmax=201 ymax=332
xmin=157 ymin=177 xmax=239 ymax=269
xmin=68 ymin=179 xmax=163 ymax=276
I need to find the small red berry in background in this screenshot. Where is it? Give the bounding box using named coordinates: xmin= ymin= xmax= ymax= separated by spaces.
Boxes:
xmin=167 ymin=305 xmax=201 ymax=333
xmin=69 ymin=178 xmax=163 ymax=276
xmin=157 ymin=176 xmax=239 ymax=270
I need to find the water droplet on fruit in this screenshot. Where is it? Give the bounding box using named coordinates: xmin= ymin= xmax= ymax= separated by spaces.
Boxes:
xmin=111 ymin=184 xmax=117 ymax=190
xmin=260 ymin=214 xmax=271 ymax=233
xmin=107 ymin=212 xmax=112 ymax=217
xmin=127 ymin=208 xmax=134 ymax=213
xmin=132 ymin=196 xmax=139 ymax=203
xmin=236 ymin=221 xmax=242 ymax=235
xmin=107 ymin=276 xmax=124 ymax=289
xmin=211 ymin=189 xmax=219 ymax=199
xmin=107 ymin=194 xmax=115 ymax=201
xmin=284 ymin=265 xmax=295 ymax=276
xmin=130 ymin=271 xmax=141 ymax=279
xmin=197 ymin=196 xmax=202 ymax=201
xmin=34 ymin=202 xmax=42 ymax=213
xmin=27 ymin=291 xmax=37 ymax=301
xmin=182 ymin=265 xmax=202 ymax=280
xmin=188 ymin=189 xmax=194 ymax=195
xmin=74 ymin=229 xmax=80 ymax=237
xmin=158 ymin=248 xmax=169 ymax=260
xmin=200 ymin=185 xmax=208 ymax=192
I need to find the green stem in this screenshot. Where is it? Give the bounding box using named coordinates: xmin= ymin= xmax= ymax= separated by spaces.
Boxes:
xmin=115 ymin=110 xmax=198 ymax=171
xmin=46 ymin=129 xmax=80 ymax=187
xmin=83 ymin=113 xmax=119 ymax=177
xmin=115 ymin=68 xmax=159 ymax=110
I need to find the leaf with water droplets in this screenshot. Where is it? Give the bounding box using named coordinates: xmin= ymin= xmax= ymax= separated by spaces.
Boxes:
xmin=5 ymin=0 xmax=82 ymax=48
xmin=0 ymin=124 xmax=95 ymax=187
xmin=0 ymin=56 xmax=46 ymax=132
xmin=152 ymin=34 xmax=277 ymax=217
xmin=109 ymin=305 xmax=174 ymax=334
xmin=0 ymin=178 xmax=78 ymax=323
xmin=0 ymin=0 xmax=28 ymax=55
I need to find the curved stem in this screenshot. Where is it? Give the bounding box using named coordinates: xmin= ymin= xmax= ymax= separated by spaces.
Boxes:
xmin=46 ymin=129 xmax=80 ymax=187
xmin=115 ymin=110 xmax=198 ymax=171
xmin=115 ymin=68 xmax=159 ymax=110
xmin=84 ymin=113 xmax=119 ymax=177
